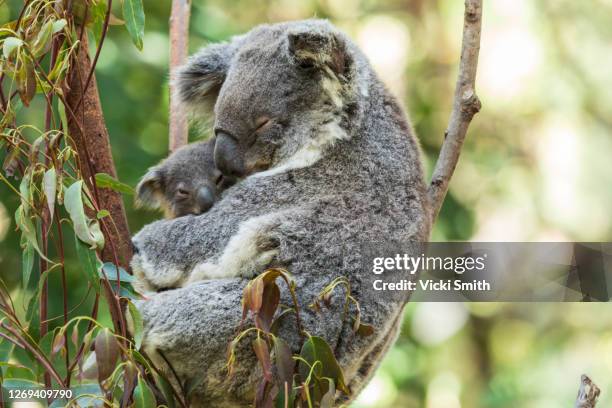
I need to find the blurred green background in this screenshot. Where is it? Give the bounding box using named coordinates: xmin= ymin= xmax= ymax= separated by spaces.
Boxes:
xmin=1 ymin=0 xmax=612 ymax=406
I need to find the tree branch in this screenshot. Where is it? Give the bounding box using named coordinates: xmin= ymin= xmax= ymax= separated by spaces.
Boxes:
xmin=575 ymin=375 xmax=600 ymax=408
xmin=63 ymin=34 xmax=133 ymax=268
xmin=428 ymin=0 xmax=482 ymax=222
xmin=168 ymin=0 xmax=191 ymax=152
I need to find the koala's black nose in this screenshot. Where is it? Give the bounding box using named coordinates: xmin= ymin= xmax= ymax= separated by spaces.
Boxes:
xmin=196 ymin=186 xmax=215 ymax=213
xmin=214 ymin=131 xmax=245 ymax=177
xmin=131 ymin=240 xmax=140 ymax=255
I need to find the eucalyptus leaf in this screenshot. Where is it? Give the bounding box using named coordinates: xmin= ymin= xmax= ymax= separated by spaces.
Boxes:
xmin=155 ymin=373 xmax=177 ymax=408
xmin=64 ymin=180 xmax=105 ymax=249
xmin=122 ymin=0 xmax=145 ymax=50
xmin=94 ymin=328 xmax=120 ymax=383
xmin=100 ymin=262 xmax=135 ymax=283
xmin=94 ymin=172 xmax=134 ymax=194
xmin=17 ymin=56 xmax=36 ymax=106
xmin=16 ymin=205 xmax=50 ymax=262
xmin=2 ymin=36 xmax=23 ymax=59
xmin=75 ymin=236 xmax=102 ymax=291
xmin=43 ymin=167 xmax=57 ymax=221
xmin=1 ymin=378 xmax=43 ymax=390
xmin=127 ymin=301 xmax=143 ymax=349
xmin=52 ymin=19 xmax=67 ymax=34
xmin=133 ymin=374 xmax=156 ymax=408
xmin=31 ymin=20 xmax=54 ymax=57
xmin=21 ymin=235 xmax=34 ymax=289
xmin=298 ymin=336 xmax=349 ymax=395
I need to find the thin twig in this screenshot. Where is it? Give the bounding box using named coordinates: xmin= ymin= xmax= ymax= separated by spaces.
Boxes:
xmin=168 ymin=0 xmax=192 ymax=152
xmin=575 ymin=375 xmax=600 ymax=408
xmin=0 ymin=322 xmax=66 ymax=387
xmin=427 ymin=0 xmax=483 ymax=222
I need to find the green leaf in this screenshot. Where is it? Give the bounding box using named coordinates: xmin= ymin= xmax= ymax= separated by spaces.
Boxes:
xmin=65 ymin=180 xmax=105 ymax=249
xmin=100 ymin=262 xmax=135 ymax=283
xmin=1 ymin=142 xmax=20 ymax=176
xmin=273 ymin=337 xmax=295 ymax=392
xmin=94 ymin=172 xmax=134 ymax=195
xmin=52 ymin=19 xmax=67 ymax=34
xmin=298 ymin=336 xmax=349 ymax=395
xmin=90 ymin=1 xmax=108 ymax=44
xmin=19 ymin=170 xmax=31 ymax=213
xmin=133 ymin=374 xmax=156 ymax=408
xmin=21 ymin=235 xmax=34 ymax=289
xmin=127 ymin=301 xmax=143 ymax=349
xmin=17 ymin=56 xmax=36 ymax=106
xmin=97 ymin=209 xmax=110 ymax=219
xmin=94 ymin=328 xmax=120 ymax=383
xmin=31 ymin=20 xmax=54 ymax=57
xmin=43 ymin=167 xmax=57 ymax=221
xmin=52 ymin=383 xmax=103 ymax=407
xmin=16 ymin=205 xmax=50 ymax=262
xmin=155 ymin=373 xmax=177 ymax=408
xmin=75 ymin=236 xmax=102 ymax=291
xmin=122 ymin=0 xmax=145 ymax=51
xmin=2 ymin=36 xmax=23 ymax=59
xmin=1 ymin=378 xmax=43 ymax=390
xmin=274 ymin=337 xmax=295 ymax=408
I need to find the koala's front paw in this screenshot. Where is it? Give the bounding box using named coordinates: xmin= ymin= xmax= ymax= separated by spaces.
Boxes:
xmin=187 ymin=247 xmax=279 ymax=284
xmin=188 ymin=262 xmax=228 ymax=282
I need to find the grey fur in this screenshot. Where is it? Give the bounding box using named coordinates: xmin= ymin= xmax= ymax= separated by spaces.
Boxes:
xmin=135 ymin=139 xmax=234 ymax=219
xmin=131 ymin=20 xmax=430 ymax=406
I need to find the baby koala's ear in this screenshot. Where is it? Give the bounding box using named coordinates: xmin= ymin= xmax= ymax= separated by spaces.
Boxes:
xmin=135 ymin=167 xmax=164 ymax=209
xmin=287 ymin=25 xmax=350 ymax=76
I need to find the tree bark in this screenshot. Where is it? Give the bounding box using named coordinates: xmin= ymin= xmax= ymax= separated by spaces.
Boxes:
xmin=63 ymin=35 xmax=132 ymax=268
xmin=428 ymin=0 xmax=482 ymax=222
xmin=575 ymin=375 xmax=600 ymax=408
xmin=168 ymin=0 xmax=191 ymax=152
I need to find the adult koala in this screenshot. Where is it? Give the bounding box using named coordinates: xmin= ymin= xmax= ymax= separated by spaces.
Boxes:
xmin=131 ymin=19 xmax=430 ymax=406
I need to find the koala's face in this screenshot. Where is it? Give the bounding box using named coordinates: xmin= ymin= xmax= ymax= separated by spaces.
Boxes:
xmin=136 ymin=140 xmax=235 ymax=218
xmin=175 ymin=20 xmax=355 ymax=179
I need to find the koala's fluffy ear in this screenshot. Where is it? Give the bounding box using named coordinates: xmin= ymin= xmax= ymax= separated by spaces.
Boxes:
xmin=172 ymin=43 xmax=233 ymax=115
xmin=135 ymin=167 xmax=164 ymax=209
xmin=287 ymin=27 xmax=349 ymax=77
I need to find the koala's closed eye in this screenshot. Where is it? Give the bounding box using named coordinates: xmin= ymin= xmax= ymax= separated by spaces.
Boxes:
xmin=254 ymin=117 xmax=272 ymax=132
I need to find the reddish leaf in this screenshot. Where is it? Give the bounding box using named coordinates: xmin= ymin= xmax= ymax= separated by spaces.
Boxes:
xmin=255 ymin=380 xmax=275 ymax=408
xmin=273 ymin=337 xmax=295 ymax=393
xmin=94 ymin=328 xmax=120 ymax=383
xmin=2 ymin=145 xmax=20 ymax=177
xmin=71 ymin=324 xmax=79 ymax=348
xmin=17 ymin=57 xmax=36 ymax=106
xmin=253 ymin=336 xmax=272 ymax=382
xmin=356 ymin=323 xmax=374 ymax=337
xmin=256 ymin=281 xmax=280 ymax=331
xmin=243 ymin=276 xmax=264 ymax=315
xmin=122 ymin=362 xmax=138 ymax=407
xmin=51 ymin=331 xmax=65 ymax=356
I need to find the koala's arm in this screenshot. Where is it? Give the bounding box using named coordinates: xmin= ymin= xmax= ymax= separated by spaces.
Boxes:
xmin=186 ymin=209 xmax=304 ymax=283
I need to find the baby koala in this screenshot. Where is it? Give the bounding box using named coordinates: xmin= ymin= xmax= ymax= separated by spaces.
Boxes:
xmin=136 ymin=138 xmax=235 ymax=218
